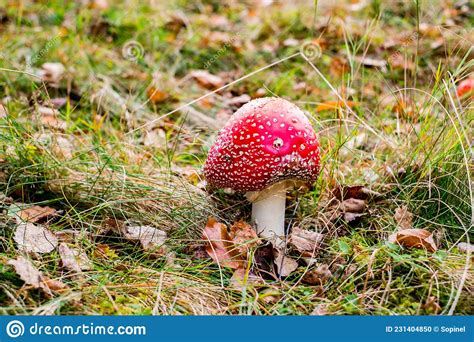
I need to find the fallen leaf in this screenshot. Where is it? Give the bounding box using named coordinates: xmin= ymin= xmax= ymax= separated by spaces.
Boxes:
xmin=311 ymin=304 xmax=328 ymax=315
xmin=120 ymin=225 xmax=167 ymax=252
xmin=89 ymin=0 xmax=109 ymax=10
xmin=203 ymin=217 xmax=242 ymax=269
xmin=388 ymin=228 xmax=437 ymax=252
xmin=330 ymin=56 xmax=349 ymax=77
xmin=289 ymin=227 xmax=324 ymax=256
xmin=38 ymin=62 xmax=65 ymax=85
xmin=14 ymin=223 xmax=58 ymax=253
xmin=253 ymin=244 xmax=275 ymax=277
xmin=37 ymin=106 xmax=66 ymax=130
xmin=18 ymin=205 xmax=57 ymax=223
xmin=332 ymin=185 xmax=372 ymax=201
xmin=226 ymin=94 xmax=251 ymax=107
xmin=274 ymin=250 xmax=298 ymax=277
xmin=58 ymin=243 xmax=92 ymax=273
xmin=51 ymin=135 xmax=73 ymax=159
xmin=143 ymin=129 xmax=166 ymax=147
xmin=48 ymin=97 xmax=68 ymax=108
xmin=422 ymin=296 xmax=441 ymax=314
xmin=316 ymin=100 xmax=357 ymax=112
xmin=394 ymin=205 xmax=413 ymax=229
xmin=456 ymin=242 xmax=474 ymax=253
xmin=280 ymin=38 xmax=297 ymax=47
xmin=190 ymin=70 xmax=224 ymax=89
xmin=302 ymin=264 xmax=332 ymax=285
xmin=229 ymin=220 xmax=261 ymax=257
xmin=230 ymin=268 xmax=262 ymax=290
xmin=8 ymin=256 xmax=44 ymax=288
xmin=355 ymin=56 xmax=387 ymax=71
xmin=388 ymin=54 xmax=415 ymax=70
xmin=0 ymin=103 xmax=7 ymax=117
xmin=94 ymin=244 xmax=119 ymax=260
xmin=340 ymin=198 xmax=366 ymax=213
xmin=343 ymin=212 xmax=365 ymax=223
xmin=339 ymin=198 xmax=366 ymax=223
xmin=147 ymin=87 xmax=169 ymax=104
xmin=8 ymin=256 xmax=68 ymax=295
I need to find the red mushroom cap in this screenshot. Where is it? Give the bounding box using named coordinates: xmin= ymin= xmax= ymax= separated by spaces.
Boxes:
xmin=456 ymin=79 xmax=474 ymax=98
xmin=204 ymin=97 xmax=320 ymax=192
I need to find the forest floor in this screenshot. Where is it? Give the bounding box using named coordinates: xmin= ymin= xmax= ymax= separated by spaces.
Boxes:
xmin=0 ymin=0 xmax=473 ymax=315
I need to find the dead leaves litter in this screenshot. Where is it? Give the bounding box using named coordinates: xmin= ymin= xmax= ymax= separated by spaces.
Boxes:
xmin=394 ymin=205 xmax=413 ymax=229
xmin=37 ymin=62 xmax=65 ymax=86
xmin=8 ymin=256 xmax=69 ymax=295
xmin=456 ymin=242 xmax=474 ymax=253
xmin=14 ymin=223 xmax=58 ymax=254
xmin=190 ymin=70 xmax=224 ymax=89
xmin=17 ymin=205 xmax=57 ymax=223
xmin=58 ymin=243 xmax=92 ymax=273
xmin=388 ymin=228 xmax=437 ymax=252
xmin=230 ymin=268 xmax=262 ymax=290
xmin=120 ymin=225 xmax=167 ymax=253
xmin=302 ymin=264 xmax=333 ymax=286
xmin=273 ymin=250 xmax=298 ymax=277
xmin=202 ymin=217 xmax=242 ymax=269
xmin=289 ymin=227 xmax=324 ymax=257
xmin=229 ymin=220 xmax=261 ymax=257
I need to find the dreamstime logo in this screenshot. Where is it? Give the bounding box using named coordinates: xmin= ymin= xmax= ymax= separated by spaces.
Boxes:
xmin=6 ymin=320 xmax=25 ymax=338
xmin=122 ymin=40 xmax=144 ymax=62
xmin=300 ymin=41 xmax=322 ymax=61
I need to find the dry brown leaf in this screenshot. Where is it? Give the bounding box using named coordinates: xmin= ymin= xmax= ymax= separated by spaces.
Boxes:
xmin=38 ymin=107 xmax=67 ymax=130
xmin=394 ymin=205 xmax=413 ymax=229
xmin=389 ymin=54 xmax=415 ymax=70
xmin=230 ymin=268 xmax=262 ymax=290
xmin=18 ymin=205 xmax=57 ymax=223
xmin=147 ymin=87 xmax=169 ymax=104
xmin=89 ymin=0 xmax=109 ymax=10
xmin=38 ymin=62 xmax=65 ymax=85
xmin=456 ymin=242 xmax=474 ymax=253
xmin=226 ymin=94 xmax=251 ymax=107
xmin=203 ymin=217 xmax=242 ymax=269
xmin=289 ymin=227 xmax=324 ymax=256
xmin=274 ymin=250 xmax=298 ymax=277
xmin=330 ymin=56 xmax=349 ymax=77
xmin=14 ymin=223 xmax=58 ymax=253
xmin=120 ymin=225 xmax=167 ymax=252
xmin=355 ymin=56 xmax=387 ymax=71
xmin=8 ymin=256 xmax=44 ymax=288
xmin=302 ymin=264 xmax=332 ymax=285
xmin=388 ymin=228 xmax=437 ymax=252
xmin=190 ymin=70 xmax=224 ymax=89
xmin=422 ymin=296 xmax=441 ymax=314
xmin=311 ymin=304 xmax=328 ymax=315
xmin=316 ymin=101 xmax=356 ymax=112
xmin=51 ymin=135 xmax=73 ymax=159
xmin=0 ymin=103 xmax=7 ymax=118
xmin=58 ymin=243 xmax=92 ymax=272
xmin=340 ymin=198 xmax=366 ymax=213
xmin=332 ymin=185 xmax=374 ymax=201
xmin=49 ymin=97 xmax=68 ymax=108
xmin=8 ymin=256 xmax=68 ymax=294
xmin=229 ymin=220 xmax=261 ymax=257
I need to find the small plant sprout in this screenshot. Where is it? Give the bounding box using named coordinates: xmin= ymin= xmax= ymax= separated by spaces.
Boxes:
xmin=204 ymin=97 xmax=320 ymax=245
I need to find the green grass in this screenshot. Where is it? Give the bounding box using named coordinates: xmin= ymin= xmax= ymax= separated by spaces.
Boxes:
xmin=0 ymin=0 xmax=472 ymax=315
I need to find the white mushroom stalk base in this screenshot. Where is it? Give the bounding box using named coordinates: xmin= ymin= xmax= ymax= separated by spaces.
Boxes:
xmin=249 ymin=186 xmax=287 ymax=246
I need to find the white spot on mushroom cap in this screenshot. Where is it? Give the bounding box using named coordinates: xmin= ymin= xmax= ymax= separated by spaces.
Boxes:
xmin=203 ymin=97 xmax=321 ymax=192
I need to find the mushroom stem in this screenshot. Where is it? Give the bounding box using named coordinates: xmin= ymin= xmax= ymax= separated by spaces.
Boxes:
xmin=250 ymin=187 xmax=287 ymax=242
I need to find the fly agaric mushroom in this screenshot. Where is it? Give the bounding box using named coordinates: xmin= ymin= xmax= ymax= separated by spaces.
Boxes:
xmin=456 ymin=79 xmax=474 ymax=98
xmin=204 ymin=97 xmax=320 ymax=244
